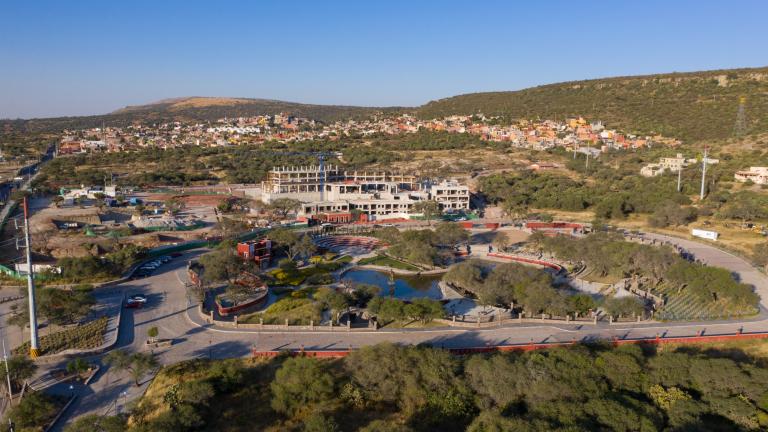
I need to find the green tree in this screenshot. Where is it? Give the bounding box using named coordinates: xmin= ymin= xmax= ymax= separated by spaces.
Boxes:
xmin=434 ymin=222 xmax=469 ymax=246
xmin=413 ymin=200 xmax=441 ymax=225
xmin=147 ymin=326 xmax=159 ymax=343
xmin=38 ymin=287 xmax=95 ymax=325
xmin=268 ymin=198 xmax=301 ymax=218
xmin=492 ymin=231 xmax=511 ymax=252
xmin=199 ymin=248 xmax=242 ymax=285
xmin=359 ymin=420 xmax=413 ymax=432
xmin=105 ymin=350 xmax=159 ymax=387
xmin=66 ymin=358 xmax=90 ymax=377
xmin=269 ymin=228 xmax=302 ymax=260
xmin=754 ymin=242 xmax=768 ymax=269
xmin=270 ymin=357 xmax=335 ymax=416
xmin=65 ymin=414 xmax=126 ymax=432
xmin=5 ymin=391 xmax=61 ymax=430
xmin=403 ymin=298 xmax=444 ymax=324
xmin=602 ymin=296 xmax=645 ymax=318
xmin=303 ymin=413 xmax=339 ymax=432
xmin=0 ymin=355 xmax=37 ymax=393
xmin=367 ymin=297 xmax=405 ymax=324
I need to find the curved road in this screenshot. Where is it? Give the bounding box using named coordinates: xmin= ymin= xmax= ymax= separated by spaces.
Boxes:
xmin=52 ymin=230 xmax=768 ymax=428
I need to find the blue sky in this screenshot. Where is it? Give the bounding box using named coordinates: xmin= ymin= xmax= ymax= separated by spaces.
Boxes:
xmin=2 ymin=0 xmax=767 ymax=118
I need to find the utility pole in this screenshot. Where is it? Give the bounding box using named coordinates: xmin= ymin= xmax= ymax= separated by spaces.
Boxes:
xmin=700 ymin=146 xmax=708 ymax=201
xmin=677 ymin=165 xmax=682 ymax=193
xmin=2 ymin=338 xmax=13 ymax=404
xmin=22 ymin=197 xmax=40 ymax=358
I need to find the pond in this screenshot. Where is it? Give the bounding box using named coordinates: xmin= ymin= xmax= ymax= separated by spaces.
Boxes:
xmin=341 ymin=269 xmax=444 ymax=300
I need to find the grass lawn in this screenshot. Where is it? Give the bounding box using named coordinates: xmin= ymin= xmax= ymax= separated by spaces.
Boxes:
xmin=578 ymin=268 xmax=621 ymax=284
xmin=240 ymin=297 xmax=322 ymax=325
xmin=358 ymin=255 xmax=421 ymax=271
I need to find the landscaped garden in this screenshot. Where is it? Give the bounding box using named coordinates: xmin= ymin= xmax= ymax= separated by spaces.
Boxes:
xmin=13 ymin=316 xmax=108 ymax=356
xmin=529 ymin=232 xmax=760 ymax=320
xmin=357 ymin=254 xmax=421 ymax=271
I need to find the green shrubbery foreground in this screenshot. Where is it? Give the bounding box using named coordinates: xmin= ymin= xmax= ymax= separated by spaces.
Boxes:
xmin=78 ymin=342 xmax=768 ymax=432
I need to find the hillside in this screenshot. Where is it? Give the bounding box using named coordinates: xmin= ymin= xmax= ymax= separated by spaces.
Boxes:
xmin=3 ymin=97 xmax=402 ymax=133
xmin=418 ymin=66 xmax=768 ymax=143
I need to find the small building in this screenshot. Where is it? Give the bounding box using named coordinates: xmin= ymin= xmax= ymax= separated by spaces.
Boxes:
xmin=236 ymin=239 xmax=272 ymax=270
xmin=734 ymin=167 xmax=768 ymax=185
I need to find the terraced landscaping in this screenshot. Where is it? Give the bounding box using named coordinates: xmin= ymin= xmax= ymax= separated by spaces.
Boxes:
xmin=357 ymin=254 xmax=421 ymax=271
xmin=653 ymin=284 xmax=760 ymax=321
xmin=13 ymin=316 xmax=108 ymax=356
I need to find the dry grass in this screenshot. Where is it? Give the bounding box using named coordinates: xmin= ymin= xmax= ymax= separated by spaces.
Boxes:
xmin=169 ymin=97 xmax=254 ymax=110
xmin=657 ymin=338 xmax=768 ymax=364
xmin=528 ymin=208 xmax=766 ymax=259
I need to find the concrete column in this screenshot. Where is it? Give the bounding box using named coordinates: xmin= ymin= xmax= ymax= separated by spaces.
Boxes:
xmin=347 ymin=319 xmax=351 ymax=332
xmin=609 ymin=315 xmax=614 ymax=324
xmin=637 ymin=315 xmax=641 ymax=323
xmin=593 ymin=315 xmax=598 ymax=324
xmin=285 ymin=318 xmax=289 ymax=328
xmin=259 ymin=317 xmax=264 ymax=328
xmin=541 ymin=313 xmax=545 ymax=321
xmin=566 ymin=314 xmax=570 ymax=323
xmin=310 ymin=320 xmax=314 ymax=330
xmin=452 ymin=315 xmax=456 ymax=324
xmin=234 ymin=315 xmax=238 ymax=328
xmin=476 ymin=318 xmax=480 ymax=328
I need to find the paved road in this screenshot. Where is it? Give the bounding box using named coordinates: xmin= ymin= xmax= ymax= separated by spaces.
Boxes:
xmin=48 ymin=229 xmax=768 ymax=428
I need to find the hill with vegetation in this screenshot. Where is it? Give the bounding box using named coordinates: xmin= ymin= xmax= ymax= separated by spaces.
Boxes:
xmin=60 ymin=342 xmax=768 ymax=432
xmin=417 ymin=66 xmax=768 ymax=142
xmin=2 ymin=97 xmax=402 ymax=133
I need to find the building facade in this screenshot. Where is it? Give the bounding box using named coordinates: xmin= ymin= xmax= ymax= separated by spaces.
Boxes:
xmin=261 ymin=166 xmax=469 ymax=220
xmin=734 ymin=167 xmax=768 ymax=185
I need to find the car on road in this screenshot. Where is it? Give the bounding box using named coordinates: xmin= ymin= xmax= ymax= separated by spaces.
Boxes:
xmin=129 ymin=294 xmax=148 ymax=303
xmin=125 ymin=299 xmax=143 ymax=308
xmin=126 ymin=294 xmax=148 ymax=308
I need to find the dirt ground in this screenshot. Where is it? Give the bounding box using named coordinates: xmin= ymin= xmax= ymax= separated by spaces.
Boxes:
xmin=530 ymin=208 xmax=767 ymax=258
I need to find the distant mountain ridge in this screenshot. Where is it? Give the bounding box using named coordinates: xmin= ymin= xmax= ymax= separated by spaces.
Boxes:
xmin=4 ymin=66 xmax=768 ymax=142
xmin=5 ymin=97 xmax=403 ymax=133
xmin=417 ymin=66 xmax=768 ymax=142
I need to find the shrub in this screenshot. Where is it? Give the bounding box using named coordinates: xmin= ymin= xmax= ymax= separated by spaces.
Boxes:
xmin=14 ymin=317 xmax=108 ymax=356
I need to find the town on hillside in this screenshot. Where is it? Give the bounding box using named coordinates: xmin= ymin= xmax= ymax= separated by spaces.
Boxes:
xmin=56 ymin=113 xmax=681 ymax=156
